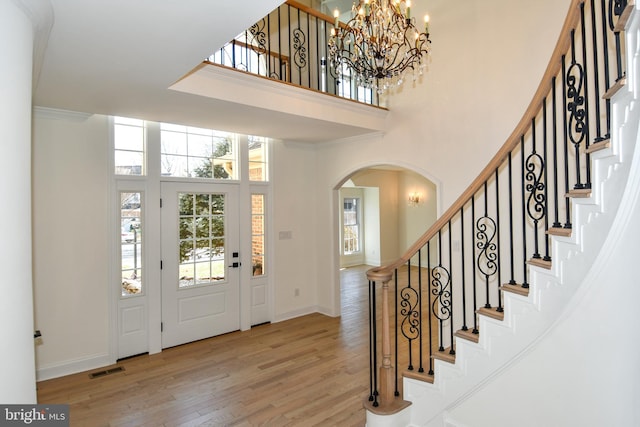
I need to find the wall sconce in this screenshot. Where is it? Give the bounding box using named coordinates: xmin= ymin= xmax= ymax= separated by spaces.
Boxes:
xmin=408 ymin=192 xmax=421 ymax=207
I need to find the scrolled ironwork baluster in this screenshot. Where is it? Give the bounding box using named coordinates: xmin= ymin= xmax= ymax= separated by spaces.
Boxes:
xmin=293 ymin=27 xmax=308 ymax=71
xmin=476 ymin=194 xmax=497 ymax=308
xmin=400 ymin=261 xmax=419 ymax=371
xmin=525 ymin=118 xmax=546 ymax=260
xmin=566 ymin=33 xmax=588 ymax=190
xmin=431 ymin=236 xmax=452 ymax=354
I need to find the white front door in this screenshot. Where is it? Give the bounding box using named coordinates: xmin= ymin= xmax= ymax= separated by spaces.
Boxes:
xmin=161 ymin=182 xmax=240 ymax=348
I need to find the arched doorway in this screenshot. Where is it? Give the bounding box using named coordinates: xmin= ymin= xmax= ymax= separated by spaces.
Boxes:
xmin=336 ymin=165 xmax=438 ymax=316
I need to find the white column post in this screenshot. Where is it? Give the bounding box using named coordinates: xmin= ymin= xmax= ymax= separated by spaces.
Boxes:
xmin=0 ymin=0 xmax=38 ymax=403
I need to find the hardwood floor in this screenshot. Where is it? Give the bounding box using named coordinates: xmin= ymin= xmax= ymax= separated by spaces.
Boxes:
xmin=36 ymin=266 xmax=372 ymax=427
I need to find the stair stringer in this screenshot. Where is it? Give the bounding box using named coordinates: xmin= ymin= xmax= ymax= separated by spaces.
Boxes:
xmin=366 ymin=7 xmax=640 ymax=426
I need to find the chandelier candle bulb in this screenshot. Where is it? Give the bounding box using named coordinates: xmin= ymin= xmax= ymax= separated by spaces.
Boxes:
xmin=406 ymin=1 xmax=411 ymax=19
xmin=334 ymin=9 xmax=340 ymax=28
xmin=424 ymin=14 xmax=429 ymax=33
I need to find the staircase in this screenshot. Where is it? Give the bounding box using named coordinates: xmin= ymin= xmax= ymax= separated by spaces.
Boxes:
xmin=365 ymin=1 xmax=640 ymax=426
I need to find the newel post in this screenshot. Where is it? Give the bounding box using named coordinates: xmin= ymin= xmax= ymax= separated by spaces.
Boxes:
xmin=366 ymin=267 xmax=402 ymax=411
xmin=378 ymin=276 xmax=395 ymax=407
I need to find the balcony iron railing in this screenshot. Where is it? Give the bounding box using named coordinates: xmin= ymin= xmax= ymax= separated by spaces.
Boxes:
xmin=207 ymin=0 xmax=382 ymax=107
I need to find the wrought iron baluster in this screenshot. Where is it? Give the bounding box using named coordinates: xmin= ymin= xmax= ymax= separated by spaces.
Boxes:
xmin=520 ymin=136 xmax=530 ymax=288
xmin=477 ymin=182 xmax=497 ymax=309
xmin=600 ymin=0 xmax=612 ymax=139
xmin=526 ymin=117 xmax=546 ymax=260
xmin=567 ymin=29 xmax=588 ymax=189
xmin=400 ymin=260 xmax=419 ymax=371
xmin=460 ymin=207 xmax=468 ymax=331
xmin=417 ymin=249 xmax=424 ymax=373
xmin=495 ymin=169 xmax=503 ymax=312
xmin=368 ymin=279 xmax=378 ymax=406
xmin=579 ymin=3 xmax=593 ymax=187
xmin=427 ymin=241 xmax=434 ymax=375
xmin=508 ymin=152 xmax=517 ymax=285
xmin=447 ymin=221 xmax=454 ymax=355
xmin=590 ymin=0 xmax=605 ymax=143
xmin=432 ymin=230 xmax=452 ymax=353
xmin=609 ymin=0 xmax=626 ymax=82
xmin=471 ymin=196 xmax=479 ymax=331
xmin=394 ymin=270 xmax=400 ymax=396
xmin=542 ymin=100 xmax=551 ymax=262
xmin=293 ymin=9 xmax=308 ymax=86
xmin=552 ymin=77 xmax=563 ymax=228
xmin=561 ymin=54 xmax=573 ymax=229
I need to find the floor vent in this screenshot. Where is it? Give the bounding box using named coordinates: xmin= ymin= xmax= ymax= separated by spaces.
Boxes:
xmin=89 ymin=366 xmax=125 ymax=379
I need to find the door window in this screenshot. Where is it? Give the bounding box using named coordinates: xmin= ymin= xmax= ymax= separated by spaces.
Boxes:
xmin=178 ymin=192 xmax=226 ymax=287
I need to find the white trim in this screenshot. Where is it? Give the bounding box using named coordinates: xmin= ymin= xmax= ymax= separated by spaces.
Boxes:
xmin=33 ymin=106 xmax=92 ymax=122
xmin=36 ymin=353 xmax=112 ymax=382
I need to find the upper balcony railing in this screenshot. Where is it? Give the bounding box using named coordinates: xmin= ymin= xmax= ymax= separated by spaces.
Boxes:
xmin=207 ymin=0 xmax=382 ymax=107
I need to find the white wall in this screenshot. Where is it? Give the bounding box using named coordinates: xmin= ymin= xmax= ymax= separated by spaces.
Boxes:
xmin=350 ymin=168 xmax=400 ymax=266
xmin=271 ymin=140 xmax=323 ymax=320
xmin=0 ymin=0 xmax=37 ymax=403
xmin=32 ymin=111 xmax=111 ymax=378
xmin=363 ymin=187 xmax=381 ymax=266
xmin=397 ymin=170 xmax=438 ymax=256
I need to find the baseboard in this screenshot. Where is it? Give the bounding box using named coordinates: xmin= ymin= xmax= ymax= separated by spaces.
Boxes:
xmin=36 ymin=353 xmax=113 ymax=382
xmin=272 ymin=306 xmax=319 ymax=323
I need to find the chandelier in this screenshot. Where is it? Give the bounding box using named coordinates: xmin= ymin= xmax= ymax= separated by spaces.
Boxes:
xmin=328 ymin=0 xmax=431 ymax=93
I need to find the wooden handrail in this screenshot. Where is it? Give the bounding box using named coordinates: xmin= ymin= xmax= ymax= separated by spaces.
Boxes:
xmin=285 ymin=0 xmax=349 ymax=30
xmin=366 ymin=0 xmax=585 ymax=282
xmin=286 ymin=0 xmax=335 ymax=25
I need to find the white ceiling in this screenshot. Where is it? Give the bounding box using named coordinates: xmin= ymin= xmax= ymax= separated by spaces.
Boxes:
xmin=30 ymin=0 xmax=383 ymax=142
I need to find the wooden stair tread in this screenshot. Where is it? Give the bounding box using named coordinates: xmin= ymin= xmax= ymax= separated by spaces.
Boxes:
xmin=613 ymin=1 xmax=635 ymax=32
xmin=567 ymin=188 xmax=592 ymax=198
xmin=586 ymin=138 xmax=611 ymax=154
xmin=501 ymin=283 xmax=530 ymax=297
xmin=432 ymin=347 xmax=456 ymax=364
xmin=455 ymin=328 xmax=479 ymax=343
xmin=477 ymin=307 xmax=505 ymax=321
xmin=403 ymin=369 xmax=435 ymax=384
xmin=604 ymin=76 xmax=627 ymax=99
xmin=547 ymin=226 xmax=572 ymax=237
xmin=528 ymin=257 xmax=552 ymax=269
xmin=364 ymin=397 xmax=412 ymax=416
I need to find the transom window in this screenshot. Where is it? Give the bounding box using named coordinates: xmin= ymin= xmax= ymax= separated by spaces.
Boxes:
xmin=114 ymin=117 xmax=145 ymax=176
xmin=248 ymin=136 xmax=268 ymax=182
xmin=160 ymin=123 xmax=237 ymax=179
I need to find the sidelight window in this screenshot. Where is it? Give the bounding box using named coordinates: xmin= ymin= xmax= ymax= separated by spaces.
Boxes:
xmin=121 ymin=191 xmax=143 ymax=296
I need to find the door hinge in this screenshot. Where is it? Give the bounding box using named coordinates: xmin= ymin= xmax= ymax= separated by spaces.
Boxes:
xmin=160 ymin=198 xmax=163 ymax=208
xmin=161 ymin=322 xmax=164 ymax=332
